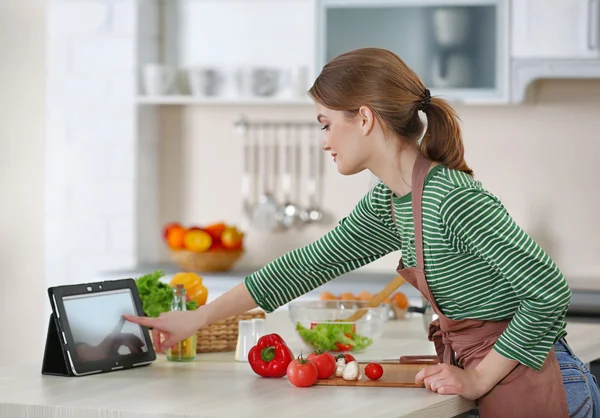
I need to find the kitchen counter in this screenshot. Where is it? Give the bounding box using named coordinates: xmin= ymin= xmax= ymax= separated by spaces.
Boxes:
xmin=2 ymin=312 xmax=600 ymax=418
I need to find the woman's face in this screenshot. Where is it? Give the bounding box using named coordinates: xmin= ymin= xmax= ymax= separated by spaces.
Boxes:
xmin=315 ymin=102 xmax=375 ymax=176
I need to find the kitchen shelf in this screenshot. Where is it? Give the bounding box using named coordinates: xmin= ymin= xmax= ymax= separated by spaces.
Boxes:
xmin=136 ymin=95 xmax=314 ymax=106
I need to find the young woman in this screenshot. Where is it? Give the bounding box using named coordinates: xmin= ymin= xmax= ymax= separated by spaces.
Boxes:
xmin=126 ymin=48 xmax=600 ymax=417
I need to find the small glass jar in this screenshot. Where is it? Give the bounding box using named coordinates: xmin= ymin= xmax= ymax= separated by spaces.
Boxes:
xmin=166 ymin=284 xmax=197 ymax=362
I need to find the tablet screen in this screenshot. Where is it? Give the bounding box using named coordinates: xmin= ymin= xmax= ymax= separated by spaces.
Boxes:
xmin=63 ymin=289 xmax=149 ymax=363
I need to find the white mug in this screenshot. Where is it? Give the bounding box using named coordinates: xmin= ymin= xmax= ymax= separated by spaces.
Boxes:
xmin=432 ymin=8 xmax=470 ymax=47
xmin=251 ymin=318 xmax=266 ymax=344
xmin=188 ymin=67 xmax=223 ymax=97
xmin=235 ymin=320 xmax=254 ymax=362
xmin=143 ymin=63 xmax=175 ymax=96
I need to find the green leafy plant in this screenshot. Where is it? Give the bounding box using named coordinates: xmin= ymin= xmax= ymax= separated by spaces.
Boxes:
xmin=135 ymin=270 xmax=197 ymax=318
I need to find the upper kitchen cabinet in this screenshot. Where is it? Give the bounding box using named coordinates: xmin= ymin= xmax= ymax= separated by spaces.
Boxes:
xmin=512 ymin=0 xmax=599 ymax=59
xmin=317 ymin=0 xmax=510 ymax=104
xmin=137 ymin=0 xmax=317 ymax=105
xmin=509 ymin=0 xmax=600 ymax=103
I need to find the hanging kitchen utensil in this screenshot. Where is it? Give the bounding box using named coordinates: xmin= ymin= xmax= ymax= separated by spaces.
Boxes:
xmin=299 ymin=127 xmax=323 ymax=223
xmin=276 ymin=125 xmax=299 ymax=229
xmin=240 ymin=124 xmax=254 ymax=232
xmin=253 ymin=125 xmax=279 ymax=232
xmin=292 ymin=125 xmax=307 ymax=227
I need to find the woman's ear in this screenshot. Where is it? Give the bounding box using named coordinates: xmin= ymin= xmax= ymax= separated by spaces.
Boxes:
xmin=358 ymin=106 xmax=375 ymax=136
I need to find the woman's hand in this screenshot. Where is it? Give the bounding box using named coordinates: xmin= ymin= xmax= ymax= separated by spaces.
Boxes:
xmin=125 ymin=282 xmax=259 ymax=353
xmin=416 ymin=349 xmax=519 ymax=400
xmin=124 ymin=309 xmax=205 ymax=353
xmin=415 ymin=363 xmax=489 ymax=400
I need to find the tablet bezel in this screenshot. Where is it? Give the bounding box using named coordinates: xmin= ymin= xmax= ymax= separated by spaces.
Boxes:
xmin=48 ymin=278 xmax=156 ymax=376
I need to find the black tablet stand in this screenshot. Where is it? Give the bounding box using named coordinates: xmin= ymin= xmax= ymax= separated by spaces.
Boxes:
xmin=41 ymin=313 xmax=73 ymax=377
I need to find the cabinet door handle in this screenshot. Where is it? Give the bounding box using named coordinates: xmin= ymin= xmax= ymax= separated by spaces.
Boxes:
xmin=589 ymin=0 xmax=599 ymax=50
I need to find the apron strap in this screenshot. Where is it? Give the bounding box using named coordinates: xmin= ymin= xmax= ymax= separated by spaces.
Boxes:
xmin=412 ymin=153 xmax=432 ymax=270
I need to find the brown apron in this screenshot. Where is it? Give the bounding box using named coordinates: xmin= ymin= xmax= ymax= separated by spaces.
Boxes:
xmin=391 ymin=153 xmax=569 ymax=418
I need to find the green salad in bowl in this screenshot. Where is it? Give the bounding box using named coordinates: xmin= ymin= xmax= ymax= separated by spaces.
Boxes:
xmin=289 ymin=300 xmax=388 ymax=353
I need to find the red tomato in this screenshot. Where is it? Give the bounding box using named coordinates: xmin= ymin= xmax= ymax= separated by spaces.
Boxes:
xmin=337 ymin=353 xmax=356 ymax=363
xmin=287 ymin=355 xmax=318 ymax=388
xmin=365 ymin=363 xmax=384 ymax=380
xmin=307 ymin=350 xmax=336 ymax=379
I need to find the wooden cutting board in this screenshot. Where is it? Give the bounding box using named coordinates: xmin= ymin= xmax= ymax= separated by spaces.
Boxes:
xmin=313 ymin=355 xmax=439 ymax=388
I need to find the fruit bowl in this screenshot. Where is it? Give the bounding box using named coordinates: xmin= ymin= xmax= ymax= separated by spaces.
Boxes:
xmin=170 ymin=249 xmax=244 ymax=272
xmin=163 ymin=221 xmax=245 ymax=273
xmin=288 ymin=300 xmax=389 ymax=353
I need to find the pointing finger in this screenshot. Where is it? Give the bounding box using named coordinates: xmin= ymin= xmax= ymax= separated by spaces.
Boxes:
xmin=124 ymin=314 xmax=158 ymax=328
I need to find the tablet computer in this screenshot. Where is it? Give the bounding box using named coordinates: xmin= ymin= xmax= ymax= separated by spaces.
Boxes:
xmin=44 ymin=278 xmax=156 ymax=376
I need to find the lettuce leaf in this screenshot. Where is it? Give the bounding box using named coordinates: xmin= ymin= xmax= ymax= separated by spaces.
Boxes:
xmin=135 ymin=270 xmax=197 ymax=318
xmin=295 ymin=322 xmax=373 ymax=352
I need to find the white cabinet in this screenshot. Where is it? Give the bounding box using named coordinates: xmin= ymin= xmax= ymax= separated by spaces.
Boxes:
xmin=509 ymin=0 xmax=600 ymax=103
xmin=166 ymin=0 xmax=314 ymax=69
xmin=136 ymin=0 xmax=600 ymax=106
xmin=317 ymin=0 xmax=510 ymax=104
xmin=511 ymin=0 xmax=600 ymax=59
xmin=139 ymin=0 xmax=316 ymax=104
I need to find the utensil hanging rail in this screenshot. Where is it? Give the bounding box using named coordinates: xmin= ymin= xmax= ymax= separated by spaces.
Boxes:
xmin=233 ymin=115 xmax=326 ymax=232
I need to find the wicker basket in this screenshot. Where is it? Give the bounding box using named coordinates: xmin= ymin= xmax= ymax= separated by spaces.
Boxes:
xmin=195 ymin=309 xmax=266 ymax=353
xmin=170 ymin=249 xmax=244 ymax=272
xmin=148 ymin=310 xmax=266 ymax=354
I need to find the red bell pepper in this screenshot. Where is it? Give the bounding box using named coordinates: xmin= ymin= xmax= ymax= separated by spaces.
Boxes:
xmin=247 ymin=333 xmax=294 ymax=378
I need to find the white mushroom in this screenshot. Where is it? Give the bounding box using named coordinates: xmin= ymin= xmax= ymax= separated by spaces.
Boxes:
xmin=335 ymin=357 xmax=346 ymax=377
xmin=342 ymin=360 xmax=361 ymax=381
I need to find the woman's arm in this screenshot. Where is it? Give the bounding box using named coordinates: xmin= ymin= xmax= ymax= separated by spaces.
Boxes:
xmin=440 ymin=186 xmax=572 ymax=371
xmin=416 ymin=346 xmax=518 ymax=400
xmin=126 ymin=185 xmax=401 ymax=352
xmin=244 ymin=185 xmax=402 ymax=312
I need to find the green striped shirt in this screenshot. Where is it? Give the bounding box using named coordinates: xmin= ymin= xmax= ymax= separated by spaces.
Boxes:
xmin=244 ymin=165 xmax=572 ymax=370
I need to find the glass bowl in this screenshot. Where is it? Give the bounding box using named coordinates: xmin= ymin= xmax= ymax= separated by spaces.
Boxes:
xmin=288 ymin=300 xmax=389 ymax=353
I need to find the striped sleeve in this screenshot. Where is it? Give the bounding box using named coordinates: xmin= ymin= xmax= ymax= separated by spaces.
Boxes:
xmin=244 ymin=187 xmax=401 ymax=313
xmin=440 ymin=187 xmax=572 ymax=370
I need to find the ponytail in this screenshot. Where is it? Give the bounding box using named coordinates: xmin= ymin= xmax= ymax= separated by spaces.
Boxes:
xmin=420 ymin=97 xmax=473 ymax=176
xmin=308 ymin=47 xmax=473 ymax=176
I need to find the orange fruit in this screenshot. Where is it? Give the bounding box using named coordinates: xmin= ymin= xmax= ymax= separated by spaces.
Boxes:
xmin=320 ymin=291 xmax=337 ymax=301
xmin=165 ymin=224 xmax=186 ymax=250
xmin=357 ymin=291 xmax=372 ymax=301
xmin=204 ymin=222 xmax=226 ymax=241
xmin=221 ymin=226 xmax=243 ymax=250
xmin=183 ymin=229 xmax=212 ymax=252
xmin=339 ymin=292 xmax=355 ymax=300
xmin=392 ymin=292 xmax=409 ymax=309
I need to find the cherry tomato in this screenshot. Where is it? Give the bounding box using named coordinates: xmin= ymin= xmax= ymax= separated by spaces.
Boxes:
xmin=287 ymin=354 xmax=318 ymax=388
xmin=365 ymin=363 xmax=384 ymax=380
xmin=337 ymin=353 xmax=356 ymax=363
xmin=307 ymin=350 xmax=336 ymax=379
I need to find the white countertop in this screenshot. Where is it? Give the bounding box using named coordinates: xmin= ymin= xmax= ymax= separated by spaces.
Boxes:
xmin=2 ymin=312 xmax=600 ymax=418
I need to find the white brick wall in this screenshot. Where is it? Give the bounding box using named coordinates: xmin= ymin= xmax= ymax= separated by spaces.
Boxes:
xmin=45 ymin=0 xmax=161 ymax=288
